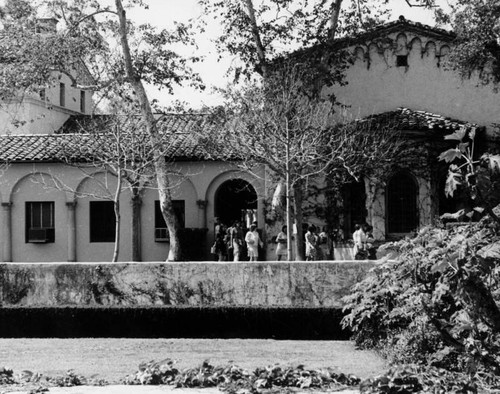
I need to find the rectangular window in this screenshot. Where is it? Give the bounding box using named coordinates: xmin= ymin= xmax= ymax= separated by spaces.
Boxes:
xmin=154 ymin=200 xmax=185 ymax=242
xmin=26 ymin=201 xmax=55 ymax=243
xmin=59 ymin=82 xmax=65 ymax=107
xmin=90 ymin=201 xmax=115 ymax=243
xmin=396 ymin=55 xmax=408 ymax=67
xmin=80 ymin=90 xmax=86 ymax=113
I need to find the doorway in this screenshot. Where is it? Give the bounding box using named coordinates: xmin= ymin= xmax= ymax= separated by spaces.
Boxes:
xmin=214 ymin=179 xmax=258 ymax=227
xmin=386 ymin=172 xmax=418 ymax=235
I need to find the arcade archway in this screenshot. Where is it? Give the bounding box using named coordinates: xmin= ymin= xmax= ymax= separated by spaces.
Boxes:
xmin=214 ymin=179 xmax=257 ymax=227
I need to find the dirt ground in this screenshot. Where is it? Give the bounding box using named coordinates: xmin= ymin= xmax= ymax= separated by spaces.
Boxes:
xmin=0 ymin=338 xmax=386 ymax=383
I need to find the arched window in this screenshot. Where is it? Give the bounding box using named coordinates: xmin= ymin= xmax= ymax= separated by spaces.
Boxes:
xmin=386 ymin=172 xmax=418 ymax=235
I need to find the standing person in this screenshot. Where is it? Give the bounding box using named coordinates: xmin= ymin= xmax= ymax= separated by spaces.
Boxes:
xmin=352 ymin=224 xmax=367 ymax=260
xmin=275 ymin=225 xmax=288 ymax=261
xmin=318 ymin=226 xmax=330 ymax=260
xmin=305 ymin=224 xmax=318 ymax=261
xmin=214 ymin=219 xmax=227 ymax=261
xmin=245 ymin=223 xmax=262 ymax=262
xmin=229 ymin=220 xmax=244 ymax=261
xmin=225 ymin=227 xmax=233 ymax=261
xmin=365 ymin=224 xmax=377 ymax=260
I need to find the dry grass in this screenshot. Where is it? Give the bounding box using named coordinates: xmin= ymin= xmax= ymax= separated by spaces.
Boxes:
xmin=0 ymin=338 xmax=386 ymax=383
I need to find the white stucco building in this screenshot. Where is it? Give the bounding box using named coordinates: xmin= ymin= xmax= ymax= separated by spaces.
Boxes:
xmin=0 ymin=17 xmax=498 ymax=262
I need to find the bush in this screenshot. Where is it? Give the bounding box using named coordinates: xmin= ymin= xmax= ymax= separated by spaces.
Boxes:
xmin=124 ymin=359 xmax=361 ymax=392
xmin=342 ymin=206 xmax=500 ymax=390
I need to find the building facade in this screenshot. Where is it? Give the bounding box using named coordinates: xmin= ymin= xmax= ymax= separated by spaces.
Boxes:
xmin=0 ymin=18 xmax=499 ymax=262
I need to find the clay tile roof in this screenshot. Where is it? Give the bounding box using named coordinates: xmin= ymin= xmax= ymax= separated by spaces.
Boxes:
xmin=332 ymin=16 xmax=455 ymax=48
xmin=0 ymin=113 xmax=223 ymax=163
xmin=355 ymin=107 xmax=478 ymax=134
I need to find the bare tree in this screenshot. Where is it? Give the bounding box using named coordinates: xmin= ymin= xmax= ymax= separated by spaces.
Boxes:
xmin=201 ymin=64 xmax=401 ymax=260
xmin=50 ymin=114 xmax=190 ymax=262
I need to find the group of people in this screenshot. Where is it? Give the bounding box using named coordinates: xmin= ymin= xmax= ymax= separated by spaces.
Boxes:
xmin=213 ymin=217 xmax=377 ymax=261
xmin=212 ymin=218 xmax=263 ymax=262
xmin=304 ymin=225 xmax=330 ymax=261
xmin=275 ymin=224 xmax=330 ymax=261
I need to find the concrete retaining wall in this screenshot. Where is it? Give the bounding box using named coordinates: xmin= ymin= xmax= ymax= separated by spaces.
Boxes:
xmin=0 ymin=261 xmax=377 ymax=308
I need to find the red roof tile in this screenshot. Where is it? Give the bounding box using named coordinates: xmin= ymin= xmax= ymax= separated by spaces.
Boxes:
xmin=0 ymin=114 xmax=218 ymax=163
xmin=355 ymin=107 xmax=478 ymax=134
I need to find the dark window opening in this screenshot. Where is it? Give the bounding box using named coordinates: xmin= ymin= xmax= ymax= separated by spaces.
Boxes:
xmin=59 ymin=82 xmax=65 ymax=107
xmin=26 ymin=201 xmax=55 ymax=243
xmin=155 ymin=200 xmax=185 ymax=242
xmin=80 ymin=90 xmax=86 ymax=113
xmin=90 ymin=201 xmax=115 ymax=242
xmin=396 ymin=55 xmax=408 ymax=67
xmin=387 ymin=172 xmax=418 ymax=235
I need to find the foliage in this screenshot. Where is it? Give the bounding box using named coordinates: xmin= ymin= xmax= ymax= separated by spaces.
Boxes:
xmin=360 ymin=364 xmax=500 ymax=393
xmin=124 ymin=359 xmax=361 ymax=392
xmin=439 ymin=126 xmax=500 ymax=223
xmin=0 ymin=367 xmax=15 ymax=385
xmin=199 ymin=0 xmax=399 ymax=84
xmin=342 ymin=206 xmax=500 ymax=390
xmin=0 ymin=367 xmax=107 ymax=393
xmin=0 ymin=0 xmax=90 ymax=102
xmin=45 ymin=370 xmax=86 ymax=387
xmin=441 ymin=0 xmax=500 ymax=85
xmin=411 ymin=0 xmax=500 ymax=86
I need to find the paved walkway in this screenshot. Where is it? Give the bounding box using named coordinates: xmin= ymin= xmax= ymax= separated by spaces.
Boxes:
xmin=4 ymin=385 xmax=360 ymax=393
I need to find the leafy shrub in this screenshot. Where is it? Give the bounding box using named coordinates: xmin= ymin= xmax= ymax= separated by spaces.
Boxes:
xmin=0 ymin=367 xmax=15 ymax=384
xmin=124 ymin=359 xmax=361 ymax=392
xmin=46 ymin=370 xmax=86 ymax=387
xmin=360 ymin=365 xmax=500 ymax=393
xmin=342 ymin=205 xmax=500 ymax=389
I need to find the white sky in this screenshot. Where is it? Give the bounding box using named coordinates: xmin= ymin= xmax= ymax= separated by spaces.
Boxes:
xmin=129 ymin=0 xmax=448 ymax=109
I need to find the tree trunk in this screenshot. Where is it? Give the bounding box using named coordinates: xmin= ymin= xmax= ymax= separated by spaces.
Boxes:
xmin=131 ymin=187 xmax=142 ymax=262
xmin=328 ymin=0 xmax=343 ymax=41
xmin=293 ymin=181 xmax=305 ymax=261
xmin=115 ymin=0 xmax=181 ymax=261
xmin=242 ymin=0 xmax=268 ymax=78
xmin=111 ymin=171 xmax=122 ymax=263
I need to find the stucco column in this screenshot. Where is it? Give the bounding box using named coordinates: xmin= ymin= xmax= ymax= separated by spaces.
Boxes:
xmin=197 ymin=199 xmax=208 ymax=229
xmin=66 ymin=201 xmax=77 ymax=262
xmin=1 ymin=202 xmax=12 ymax=262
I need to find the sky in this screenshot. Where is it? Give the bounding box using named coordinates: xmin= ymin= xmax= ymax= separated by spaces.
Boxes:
xmin=128 ymin=0 xmax=449 ymax=110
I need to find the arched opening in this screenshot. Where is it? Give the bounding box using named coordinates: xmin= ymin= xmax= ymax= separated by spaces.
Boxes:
xmin=342 ymin=180 xmax=367 ymax=237
xmin=214 ymin=179 xmax=258 ymax=227
xmin=386 ymin=172 xmax=418 ymax=235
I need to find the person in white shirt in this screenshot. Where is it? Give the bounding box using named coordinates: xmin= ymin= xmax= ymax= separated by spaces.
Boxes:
xmin=275 ymin=225 xmax=288 ymax=261
xmin=245 ymin=223 xmax=263 ymax=262
xmin=352 ymin=224 xmax=367 ymax=259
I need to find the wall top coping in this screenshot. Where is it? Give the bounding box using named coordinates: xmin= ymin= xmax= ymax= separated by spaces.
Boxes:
xmin=0 ymin=260 xmax=386 ymax=266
